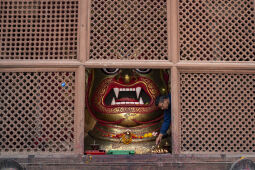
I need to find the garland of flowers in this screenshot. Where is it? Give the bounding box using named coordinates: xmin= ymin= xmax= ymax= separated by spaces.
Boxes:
xmin=95 ymin=126 xmax=159 ymax=144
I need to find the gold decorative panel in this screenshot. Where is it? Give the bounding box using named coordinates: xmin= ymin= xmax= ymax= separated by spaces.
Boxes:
xmin=0 ymin=72 xmax=75 ymax=153
xmin=89 ymin=0 xmax=168 ymax=60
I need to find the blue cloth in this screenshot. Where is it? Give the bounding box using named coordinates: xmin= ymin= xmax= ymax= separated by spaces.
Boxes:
xmin=160 ymin=94 xmax=171 ymax=135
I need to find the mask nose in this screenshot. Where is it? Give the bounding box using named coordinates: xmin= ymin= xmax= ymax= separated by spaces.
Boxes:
xmin=115 ymin=69 xmax=137 ymax=84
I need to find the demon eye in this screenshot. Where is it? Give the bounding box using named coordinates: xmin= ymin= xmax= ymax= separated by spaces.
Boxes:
xmin=135 ymin=69 xmax=151 ymax=74
xmin=102 ymin=68 xmax=120 ymax=75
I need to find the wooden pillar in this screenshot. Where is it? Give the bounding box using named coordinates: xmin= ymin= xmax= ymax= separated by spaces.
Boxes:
xmin=169 ymin=0 xmax=180 ymax=154
xmin=74 ymin=66 xmax=85 ymax=154
xmin=171 ymin=67 xmax=180 ymax=154
xmin=169 ymin=0 xmax=179 ymax=64
xmin=79 ymin=0 xmax=89 ymax=63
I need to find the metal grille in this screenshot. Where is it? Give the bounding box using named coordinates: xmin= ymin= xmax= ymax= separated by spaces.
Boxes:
xmin=0 ymin=72 xmax=75 ymax=153
xmin=180 ymin=73 xmax=255 ymax=152
xmin=179 ymin=0 xmax=255 ymax=61
xmin=89 ymin=0 xmax=168 ymax=60
xmin=0 ymin=0 xmax=79 ymax=60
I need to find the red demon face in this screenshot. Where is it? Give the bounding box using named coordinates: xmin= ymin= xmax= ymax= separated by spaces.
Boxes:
xmin=87 ymin=69 xmax=169 ymax=127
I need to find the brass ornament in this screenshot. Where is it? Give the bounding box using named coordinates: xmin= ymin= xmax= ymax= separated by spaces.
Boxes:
xmin=120 ymin=130 xmax=133 ymax=144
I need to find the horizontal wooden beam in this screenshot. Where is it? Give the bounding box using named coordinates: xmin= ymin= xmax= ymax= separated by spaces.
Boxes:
xmin=0 ymin=60 xmax=82 ymax=68
xmin=176 ymin=61 xmax=255 ymax=70
xmin=84 ymin=60 xmax=174 ymax=68
xmin=0 ymin=67 xmax=77 ymax=72
xmin=0 ymin=152 xmax=254 ymax=160
xmin=1 ymin=60 xmax=255 ymax=70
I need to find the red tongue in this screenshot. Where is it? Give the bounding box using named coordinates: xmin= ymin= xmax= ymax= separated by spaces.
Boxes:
xmin=116 ymin=98 xmax=138 ymax=102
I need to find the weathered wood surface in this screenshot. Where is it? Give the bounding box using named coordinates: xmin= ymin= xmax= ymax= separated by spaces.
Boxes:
xmin=1 ymin=154 xmax=254 ymax=170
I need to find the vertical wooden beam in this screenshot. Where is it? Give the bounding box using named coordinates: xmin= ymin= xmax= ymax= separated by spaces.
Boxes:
xmin=74 ymin=66 xmax=85 ymax=154
xmin=166 ymin=0 xmax=171 ymax=61
xmin=79 ymin=0 xmax=89 ymax=63
xmin=169 ymin=0 xmax=181 ymax=154
xmin=86 ymin=0 xmax=92 ymax=61
xmin=171 ymin=67 xmax=181 ymax=154
xmin=169 ymin=0 xmax=179 ymax=63
xmin=74 ymin=0 xmax=87 ymax=154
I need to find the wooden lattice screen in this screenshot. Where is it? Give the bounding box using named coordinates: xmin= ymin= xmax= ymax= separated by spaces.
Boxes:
xmin=0 ymin=71 xmax=75 ymax=153
xmin=177 ymin=0 xmax=255 ymax=153
xmin=89 ymin=0 xmax=168 ymax=60
xmin=0 ymin=0 xmax=254 ymax=156
xmin=179 ymin=0 xmax=255 ymax=61
xmin=180 ymin=72 xmax=255 ymax=152
xmin=0 ymin=0 xmax=79 ymax=60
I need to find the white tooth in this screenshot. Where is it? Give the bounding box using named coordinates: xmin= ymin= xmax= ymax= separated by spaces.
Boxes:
xmin=135 ymin=102 xmax=139 ymax=104
xmin=113 ymin=88 xmax=119 ymax=98
xmin=131 ymin=102 xmax=135 ymax=104
xmin=111 ymin=98 xmax=116 ymax=105
xmin=119 ymin=88 xmax=122 ymax=91
xmin=116 ymin=102 xmax=121 ymax=105
xmin=136 ymin=87 xmax=141 ymax=98
xmin=121 ymin=102 xmax=125 ymax=104
xmin=139 ymin=98 xmax=144 ymax=105
xmin=133 ymin=88 xmax=135 ymax=91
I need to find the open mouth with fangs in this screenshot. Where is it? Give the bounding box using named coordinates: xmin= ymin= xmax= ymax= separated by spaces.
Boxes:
xmin=104 ymin=85 xmax=152 ymax=106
